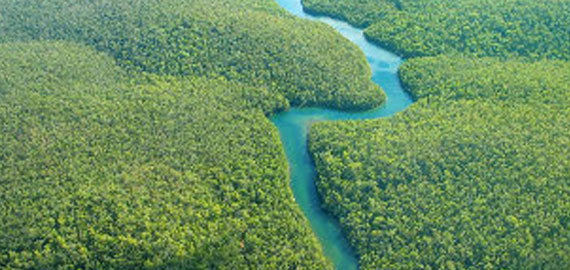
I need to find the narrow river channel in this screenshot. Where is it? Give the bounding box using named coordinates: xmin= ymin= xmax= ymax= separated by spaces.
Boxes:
xmin=270 ymin=0 xmax=415 ymax=269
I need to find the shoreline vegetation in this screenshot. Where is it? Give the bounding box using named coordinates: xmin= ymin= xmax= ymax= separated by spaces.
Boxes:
xmin=0 ymin=0 xmax=387 ymax=268
xmin=0 ymin=0 xmax=385 ymax=111
xmin=1 ymin=0 xmax=568 ymax=269
xmin=0 ymin=41 xmax=332 ymax=269
xmin=305 ymin=0 xmax=570 ymax=269
xmin=304 ymin=0 xmax=570 ymax=60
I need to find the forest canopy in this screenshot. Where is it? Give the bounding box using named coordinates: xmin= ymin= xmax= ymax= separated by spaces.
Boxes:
xmin=399 ymin=55 xmax=570 ymax=105
xmin=309 ymin=55 xmax=570 ymax=269
xmin=3 ymin=0 xmax=570 ymax=269
xmin=0 ymin=41 xmax=334 ymax=269
xmin=0 ymin=0 xmax=390 ymax=268
xmin=0 ymin=0 xmax=384 ymax=110
xmin=304 ymin=1 xmax=570 ymax=268
xmin=310 ymin=99 xmax=570 ymax=269
xmin=304 ymin=0 xmax=570 ymax=59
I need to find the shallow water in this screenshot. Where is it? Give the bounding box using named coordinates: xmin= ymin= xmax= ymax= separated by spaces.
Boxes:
xmin=271 ymin=0 xmax=414 ymax=269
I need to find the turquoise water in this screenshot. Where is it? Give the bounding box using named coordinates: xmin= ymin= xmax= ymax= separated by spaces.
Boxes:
xmin=271 ymin=0 xmax=414 ymax=269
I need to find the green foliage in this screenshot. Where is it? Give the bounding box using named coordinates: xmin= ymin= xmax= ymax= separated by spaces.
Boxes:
xmin=0 ymin=41 xmax=332 ymax=269
xmin=304 ymin=0 xmax=570 ymax=59
xmin=0 ymin=1 xmax=390 ymax=266
xmin=310 ymin=100 xmax=570 ymax=269
xmin=303 ymin=0 xmax=397 ymax=28
xmin=309 ymin=55 xmax=570 ymax=269
xmin=0 ymin=0 xmax=384 ymax=110
xmin=399 ymin=55 xmax=570 ymax=105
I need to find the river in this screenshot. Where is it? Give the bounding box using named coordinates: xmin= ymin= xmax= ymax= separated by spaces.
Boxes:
xmin=270 ymin=0 xmax=414 ymax=269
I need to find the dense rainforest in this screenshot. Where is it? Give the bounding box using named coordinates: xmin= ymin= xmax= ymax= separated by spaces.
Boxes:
xmin=304 ymin=0 xmax=570 ymax=59
xmin=0 ymin=0 xmax=386 ymax=269
xmin=310 ymin=100 xmax=570 ymax=269
xmin=0 ymin=0 xmax=383 ymax=111
xmin=306 ymin=0 xmax=570 ymax=269
xmin=0 ymin=41 xmax=331 ymax=269
xmin=399 ymin=56 xmax=570 ymax=105
xmin=310 ymin=57 xmax=570 ymax=269
xmin=3 ymin=0 xmax=570 ymax=269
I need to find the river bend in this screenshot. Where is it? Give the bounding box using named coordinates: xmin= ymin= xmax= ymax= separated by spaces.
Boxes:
xmin=271 ymin=0 xmax=414 ymax=269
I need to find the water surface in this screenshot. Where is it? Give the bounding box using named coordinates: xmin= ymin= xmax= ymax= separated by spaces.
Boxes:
xmin=271 ymin=0 xmax=414 ymax=269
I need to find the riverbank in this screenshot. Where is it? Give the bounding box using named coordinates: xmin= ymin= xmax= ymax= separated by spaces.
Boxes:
xmin=271 ymin=0 xmax=414 ymax=268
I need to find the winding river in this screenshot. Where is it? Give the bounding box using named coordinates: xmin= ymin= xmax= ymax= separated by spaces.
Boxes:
xmin=270 ymin=0 xmax=414 ymax=269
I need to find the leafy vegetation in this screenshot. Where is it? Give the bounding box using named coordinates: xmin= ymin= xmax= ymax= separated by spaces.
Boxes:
xmin=0 ymin=41 xmax=334 ymax=269
xmin=0 ymin=0 xmax=384 ymax=110
xmin=0 ymin=0 xmax=391 ymax=268
xmin=304 ymin=0 xmax=570 ymax=59
xmin=302 ymin=0 xmax=396 ymax=28
xmin=310 ymin=100 xmax=570 ymax=270
xmin=309 ymin=55 xmax=570 ymax=269
xmin=303 ymin=1 xmax=570 ymax=268
xmin=4 ymin=0 xmax=569 ymax=269
xmin=399 ymin=55 xmax=570 ymax=105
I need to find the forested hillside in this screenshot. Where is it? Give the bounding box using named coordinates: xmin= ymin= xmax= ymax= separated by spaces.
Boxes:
xmin=310 ymin=56 xmax=570 ymax=269
xmin=0 ymin=0 xmax=388 ymax=268
xmin=310 ymin=100 xmax=570 ymax=269
xmin=305 ymin=1 xmax=570 ymax=268
xmin=399 ymin=56 xmax=570 ymax=104
xmin=3 ymin=0 xmax=569 ymax=269
xmin=0 ymin=41 xmax=334 ymax=269
xmin=304 ymin=0 xmax=570 ymax=59
xmin=0 ymin=0 xmax=383 ymax=110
